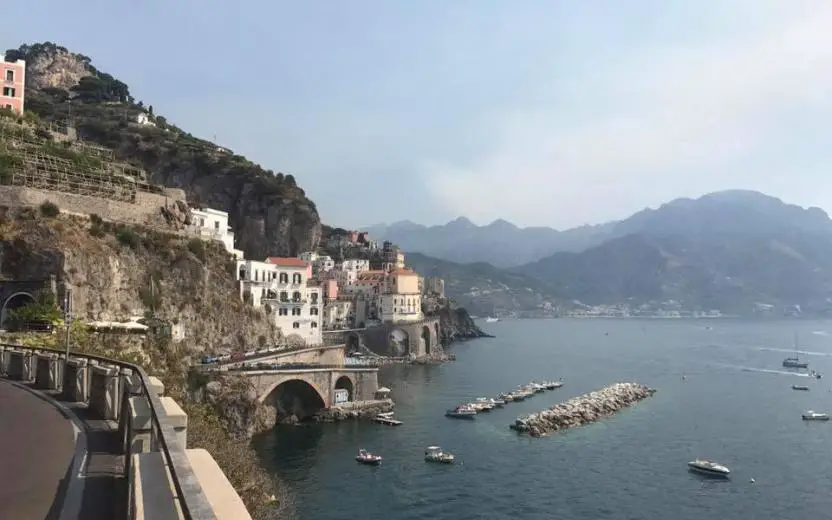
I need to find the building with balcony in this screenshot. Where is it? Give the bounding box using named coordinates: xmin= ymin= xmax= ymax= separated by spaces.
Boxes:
xmin=323 ymin=299 xmax=355 ymax=330
xmin=379 ymin=269 xmax=422 ymax=322
xmin=189 ymin=207 xmax=243 ymax=259
xmin=1 ymin=58 xmax=25 ymax=115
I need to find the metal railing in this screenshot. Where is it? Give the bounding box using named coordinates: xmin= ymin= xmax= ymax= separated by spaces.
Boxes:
xmin=1 ymin=343 xmax=218 ymax=520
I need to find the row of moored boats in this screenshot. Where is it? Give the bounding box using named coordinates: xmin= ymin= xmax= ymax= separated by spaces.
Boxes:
xmin=445 ymin=380 xmax=563 ymax=419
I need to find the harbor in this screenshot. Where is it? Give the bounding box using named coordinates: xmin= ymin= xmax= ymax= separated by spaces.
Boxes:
xmin=445 ymin=379 xmax=564 ymax=419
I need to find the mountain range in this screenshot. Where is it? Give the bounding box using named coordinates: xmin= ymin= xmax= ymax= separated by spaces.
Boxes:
xmin=394 ymin=191 xmax=832 ymax=317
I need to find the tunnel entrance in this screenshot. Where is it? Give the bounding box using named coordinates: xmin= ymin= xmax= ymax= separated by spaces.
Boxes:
xmin=264 ymin=379 xmax=326 ymax=423
xmin=0 ymin=292 xmax=35 ymax=330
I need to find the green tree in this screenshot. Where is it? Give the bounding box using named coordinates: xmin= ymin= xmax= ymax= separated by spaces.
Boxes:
xmin=6 ymin=291 xmax=63 ymax=330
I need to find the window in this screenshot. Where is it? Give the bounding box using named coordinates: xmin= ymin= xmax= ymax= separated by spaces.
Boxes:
xmin=311 ymin=294 xmax=318 ymax=304
xmin=311 ymin=322 xmax=318 ymax=328
xmin=2 ymin=87 xmax=15 ymax=97
xmin=310 ymin=307 xmax=319 ymax=316
xmin=3 ymin=104 xmax=10 ymax=110
xmin=279 ymin=273 xmax=288 ymax=283
xmin=292 ymin=322 xmax=300 ymax=329
xmin=292 ymin=308 xmax=301 ymax=316
xmin=292 ymin=273 xmax=302 ymax=284
xmin=5 ymin=70 xmax=12 ymax=82
xmin=279 ymin=308 xmax=288 ymax=316
xmin=292 ymin=291 xmax=301 ymax=301
xmin=279 ymin=291 xmax=288 ymax=301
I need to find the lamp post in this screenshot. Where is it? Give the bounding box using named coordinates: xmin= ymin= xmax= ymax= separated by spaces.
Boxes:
xmin=63 ymin=289 xmax=72 ymax=387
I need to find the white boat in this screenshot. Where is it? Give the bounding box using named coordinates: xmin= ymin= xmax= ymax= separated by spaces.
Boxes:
xmin=424 ymin=446 xmax=455 ymax=464
xmin=355 ymin=449 xmax=383 ymax=465
xmin=485 ymin=317 xmax=499 ymax=323
xmin=476 ymin=397 xmax=504 ymax=408
xmin=468 ymin=401 xmax=494 ymax=412
xmin=783 ymin=332 xmax=809 ymax=369
xmin=445 ymin=406 xmax=477 ymax=419
xmin=688 ymin=459 xmax=730 ymax=478
xmin=802 ymin=410 xmax=830 ymax=421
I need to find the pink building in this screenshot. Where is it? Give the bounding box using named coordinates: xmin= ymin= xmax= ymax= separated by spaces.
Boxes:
xmin=1 ymin=58 xmax=25 ymax=115
xmin=322 ymin=279 xmax=338 ymax=301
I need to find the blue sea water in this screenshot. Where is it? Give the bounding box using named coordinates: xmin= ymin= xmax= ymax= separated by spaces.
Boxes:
xmin=254 ymin=319 xmax=832 ymax=520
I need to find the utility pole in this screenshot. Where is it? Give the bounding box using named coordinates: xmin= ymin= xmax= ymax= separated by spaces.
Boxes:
xmin=63 ymin=289 xmax=72 ymax=389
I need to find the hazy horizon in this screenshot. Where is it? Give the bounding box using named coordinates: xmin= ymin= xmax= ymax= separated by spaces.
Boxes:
xmin=5 ymin=1 xmax=832 ymax=229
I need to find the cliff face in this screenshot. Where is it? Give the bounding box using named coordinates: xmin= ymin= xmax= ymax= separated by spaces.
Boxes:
xmin=0 ymin=206 xmax=279 ymax=352
xmin=8 ymin=42 xmax=321 ymax=259
xmin=423 ymin=297 xmax=493 ymax=345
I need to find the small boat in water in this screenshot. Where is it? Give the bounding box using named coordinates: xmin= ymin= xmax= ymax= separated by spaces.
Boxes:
xmin=783 ymin=333 xmax=809 ymax=368
xmin=802 ymin=410 xmax=830 ymax=421
xmin=424 ymin=446 xmax=455 ymax=464
xmin=688 ymin=459 xmax=730 ymax=478
xmin=485 ymin=316 xmax=499 ymax=323
xmin=792 ymin=385 xmax=810 ymax=391
xmin=356 ymin=449 xmax=383 ymax=465
xmin=446 ymin=406 xmax=477 ymax=419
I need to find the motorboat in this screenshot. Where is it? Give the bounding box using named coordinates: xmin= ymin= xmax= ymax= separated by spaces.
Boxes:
xmin=445 ymin=406 xmax=477 ymax=419
xmin=792 ymin=385 xmax=810 ymax=391
xmin=545 ymin=380 xmax=564 ymax=390
xmin=498 ymin=393 xmax=515 ymax=402
xmin=802 ymin=410 xmax=830 ymax=421
xmin=687 ymin=459 xmax=731 ymax=478
xmin=424 ymin=446 xmax=455 ymax=464
xmin=528 ymin=382 xmax=547 ymax=393
xmin=485 ymin=317 xmax=499 ymax=323
xmin=476 ymin=397 xmax=504 ymax=408
xmin=355 ymin=449 xmax=383 ymax=465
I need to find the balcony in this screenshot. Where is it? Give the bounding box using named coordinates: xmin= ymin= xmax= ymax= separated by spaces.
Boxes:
xmin=277 ymin=299 xmax=308 ymax=306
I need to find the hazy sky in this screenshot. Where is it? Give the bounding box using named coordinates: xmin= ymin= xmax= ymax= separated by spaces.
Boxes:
xmin=4 ymin=1 xmax=832 ymax=230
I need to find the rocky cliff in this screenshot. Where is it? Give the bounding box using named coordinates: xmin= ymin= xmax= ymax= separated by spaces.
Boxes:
xmin=423 ymin=297 xmax=493 ymax=345
xmin=0 ymin=205 xmax=279 ymax=353
xmin=6 ymin=42 xmax=321 ymax=259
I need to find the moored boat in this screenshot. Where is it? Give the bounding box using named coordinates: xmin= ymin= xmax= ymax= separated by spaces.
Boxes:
xmin=802 ymin=410 xmax=830 ymax=421
xmin=792 ymin=385 xmax=810 ymax=391
xmin=445 ymin=406 xmax=477 ymax=419
xmin=688 ymin=459 xmax=730 ymax=478
xmin=356 ymin=449 xmax=383 ymax=465
xmin=424 ymin=446 xmax=455 ymax=464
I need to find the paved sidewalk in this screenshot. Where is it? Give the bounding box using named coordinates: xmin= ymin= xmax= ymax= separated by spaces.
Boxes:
xmin=0 ymin=379 xmax=127 ymax=519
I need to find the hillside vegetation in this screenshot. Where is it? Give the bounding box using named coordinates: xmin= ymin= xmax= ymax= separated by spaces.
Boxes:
xmin=6 ymin=42 xmax=320 ymax=259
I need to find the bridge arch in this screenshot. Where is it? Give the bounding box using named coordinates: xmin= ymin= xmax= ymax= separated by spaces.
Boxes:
xmin=334 ymin=375 xmax=355 ymax=401
xmin=260 ymin=377 xmax=327 ymax=421
xmin=0 ymin=292 xmax=36 ymax=329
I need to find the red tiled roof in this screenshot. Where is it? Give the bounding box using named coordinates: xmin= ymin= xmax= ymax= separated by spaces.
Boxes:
xmin=265 ymin=257 xmax=309 ymax=268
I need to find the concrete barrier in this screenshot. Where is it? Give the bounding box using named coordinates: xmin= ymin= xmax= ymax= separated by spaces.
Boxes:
xmin=35 ymin=353 xmax=61 ymax=390
xmin=1 ymin=346 xmax=253 ymax=519
xmin=90 ymin=364 xmax=120 ymax=420
xmin=62 ymin=357 xmax=89 ymax=402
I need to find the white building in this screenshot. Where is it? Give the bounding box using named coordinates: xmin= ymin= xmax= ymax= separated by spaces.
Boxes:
xmin=323 ymin=300 xmax=354 ymax=330
xmin=332 ymin=259 xmax=371 ymax=286
xmin=190 ymin=207 xmax=244 ymax=259
xmin=236 ymin=257 xmax=322 ymax=345
xmin=135 ymin=112 xmax=156 ymax=126
xmin=299 ymin=251 xmax=335 ymax=275
xmin=378 ymin=269 xmax=423 ymax=323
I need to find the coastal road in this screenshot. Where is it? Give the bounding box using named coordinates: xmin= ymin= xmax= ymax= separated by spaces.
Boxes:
xmin=0 ymin=379 xmax=77 ymax=520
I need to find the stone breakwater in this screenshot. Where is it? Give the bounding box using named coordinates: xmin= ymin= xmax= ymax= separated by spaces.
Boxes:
xmin=509 ymin=382 xmax=656 ymax=437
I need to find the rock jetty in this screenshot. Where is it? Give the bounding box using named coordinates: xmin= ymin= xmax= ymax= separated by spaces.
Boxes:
xmin=510 ymin=382 xmax=656 ymax=437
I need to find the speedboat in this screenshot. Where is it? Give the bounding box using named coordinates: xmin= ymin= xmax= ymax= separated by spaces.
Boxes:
xmin=688 ymin=459 xmax=730 ymax=478
xmin=792 ymin=385 xmax=810 ymax=391
xmin=499 ymin=393 xmax=515 ymax=402
xmin=445 ymin=406 xmax=477 ymax=419
xmin=424 ymin=446 xmax=455 ymax=464
xmin=485 ymin=317 xmax=499 ymax=323
xmin=476 ymin=397 xmax=504 ymax=408
xmin=355 ymin=449 xmax=383 ymax=465
xmin=802 ymin=410 xmax=830 ymax=421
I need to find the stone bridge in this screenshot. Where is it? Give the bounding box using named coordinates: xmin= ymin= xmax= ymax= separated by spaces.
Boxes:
xmin=0 ymin=278 xmax=54 ymax=328
xmin=241 ymin=367 xmax=380 ymax=420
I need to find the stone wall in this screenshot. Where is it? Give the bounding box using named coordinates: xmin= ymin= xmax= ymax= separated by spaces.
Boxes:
xmin=0 ymin=186 xmax=186 ymax=228
xmin=361 ymin=318 xmax=440 ymax=358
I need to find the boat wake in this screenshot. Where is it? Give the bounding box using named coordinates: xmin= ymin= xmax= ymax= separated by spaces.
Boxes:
xmin=812 ymin=331 xmax=828 ymax=336
xmin=757 ymin=347 xmax=832 ymax=357
xmin=714 ymin=364 xmax=811 ymax=378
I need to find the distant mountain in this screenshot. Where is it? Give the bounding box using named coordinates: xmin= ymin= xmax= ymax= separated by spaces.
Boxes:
xmin=521 ymin=190 xmax=832 ymax=315
xmin=363 ymin=218 xmax=614 ymax=268
xmin=405 ymin=252 xmax=558 ymax=316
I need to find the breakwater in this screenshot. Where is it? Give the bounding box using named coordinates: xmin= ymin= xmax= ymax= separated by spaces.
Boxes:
xmin=510 ymin=382 xmax=656 ymax=437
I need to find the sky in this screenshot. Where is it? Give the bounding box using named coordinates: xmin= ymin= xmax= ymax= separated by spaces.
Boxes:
xmin=4 ymin=1 xmax=832 ymax=230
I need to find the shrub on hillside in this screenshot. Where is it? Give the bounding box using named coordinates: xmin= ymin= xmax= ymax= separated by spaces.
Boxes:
xmin=39 ymin=201 xmax=60 ymax=218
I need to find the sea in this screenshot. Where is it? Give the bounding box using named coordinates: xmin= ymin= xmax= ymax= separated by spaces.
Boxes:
xmin=253 ymin=318 xmax=832 ymax=520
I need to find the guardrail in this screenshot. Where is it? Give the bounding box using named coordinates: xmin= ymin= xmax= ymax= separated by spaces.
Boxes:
xmin=0 ymin=343 xmax=221 ymax=520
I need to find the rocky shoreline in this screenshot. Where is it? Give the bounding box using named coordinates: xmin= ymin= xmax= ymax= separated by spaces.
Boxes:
xmin=425 ymin=299 xmax=494 ymax=345
xmin=510 ymin=382 xmax=656 ymax=437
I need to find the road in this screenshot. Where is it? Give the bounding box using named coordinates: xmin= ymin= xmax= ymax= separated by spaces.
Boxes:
xmin=0 ymin=379 xmax=76 ymax=520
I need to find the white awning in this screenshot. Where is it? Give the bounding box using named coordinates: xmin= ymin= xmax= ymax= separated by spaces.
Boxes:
xmin=376 ymin=386 xmax=391 ymax=393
